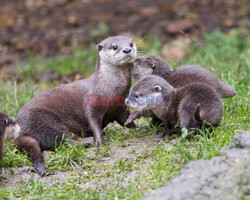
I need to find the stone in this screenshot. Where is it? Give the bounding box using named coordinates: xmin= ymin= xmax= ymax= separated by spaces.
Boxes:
xmin=142 ymin=131 xmax=250 ymax=200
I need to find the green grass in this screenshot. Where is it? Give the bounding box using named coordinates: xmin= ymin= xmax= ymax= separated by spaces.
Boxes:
xmin=0 ymin=30 xmax=249 ymax=199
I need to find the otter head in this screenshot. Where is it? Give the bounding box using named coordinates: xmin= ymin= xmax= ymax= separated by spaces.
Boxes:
xmin=97 ymin=36 xmax=137 ymax=67
xmin=0 ymin=112 xmax=21 ymax=161
xmin=125 ymin=75 xmax=174 ymax=114
xmin=131 ymin=55 xmax=172 ymax=80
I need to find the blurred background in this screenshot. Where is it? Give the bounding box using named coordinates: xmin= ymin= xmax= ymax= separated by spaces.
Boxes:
xmin=0 ymin=0 xmax=249 ymax=82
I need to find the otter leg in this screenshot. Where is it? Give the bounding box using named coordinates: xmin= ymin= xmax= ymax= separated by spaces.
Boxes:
xmin=17 ymin=111 xmax=70 ymax=150
xmin=123 ymin=110 xmax=156 ymax=127
xmin=86 ymin=106 xmax=106 ymax=146
xmin=16 ymin=136 xmax=45 ymax=176
xmin=162 ymin=115 xmax=177 ymax=139
xmin=151 ymin=115 xmax=164 ymax=128
xmin=116 ymin=109 xmax=136 ymax=128
xmin=124 ymin=111 xmax=141 ymax=126
xmin=162 ymin=128 xmax=175 ymax=139
xmin=178 ymin=108 xmax=200 ymax=140
xmin=88 ymin=118 xmax=103 ymax=146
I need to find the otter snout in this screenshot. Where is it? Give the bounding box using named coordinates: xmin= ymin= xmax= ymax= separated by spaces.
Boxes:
xmin=123 ymin=48 xmax=132 ymax=54
xmin=125 ymin=95 xmax=140 ymax=109
xmin=125 ymin=97 xmax=130 ymax=106
xmin=125 ymin=95 xmax=136 ymax=107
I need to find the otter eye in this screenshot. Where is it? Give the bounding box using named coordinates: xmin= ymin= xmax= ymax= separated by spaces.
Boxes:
xmin=130 ymin=43 xmax=133 ymax=48
xmin=5 ymin=119 xmax=9 ymax=126
xmin=113 ymin=45 xmax=118 ymax=50
xmin=97 ymin=44 xmax=103 ymax=51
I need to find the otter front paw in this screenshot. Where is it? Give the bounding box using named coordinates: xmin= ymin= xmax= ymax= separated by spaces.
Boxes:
xmin=125 ymin=113 xmax=139 ymax=126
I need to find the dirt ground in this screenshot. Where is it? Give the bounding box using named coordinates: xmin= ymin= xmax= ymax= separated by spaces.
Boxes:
xmin=0 ymin=135 xmax=157 ymax=189
xmin=0 ymin=0 xmax=248 ymax=68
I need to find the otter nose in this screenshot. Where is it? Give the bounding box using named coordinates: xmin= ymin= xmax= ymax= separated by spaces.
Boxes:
xmin=123 ymin=48 xmax=132 ymax=54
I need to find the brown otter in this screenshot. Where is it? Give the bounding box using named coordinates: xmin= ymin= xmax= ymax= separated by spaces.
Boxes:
xmin=0 ymin=112 xmax=20 ymax=162
xmin=125 ymin=75 xmax=223 ymax=139
xmin=131 ymin=55 xmax=237 ymax=98
xmin=130 ymin=55 xmax=235 ymax=126
xmin=16 ymin=36 xmax=137 ymax=175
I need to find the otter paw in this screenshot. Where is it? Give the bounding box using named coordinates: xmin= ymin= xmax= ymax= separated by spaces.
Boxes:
xmin=125 ymin=114 xmax=137 ymax=126
xmin=34 ymin=161 xmax=46 ymax=177
xmin=125 ymin=121 xmax=136 ymax=128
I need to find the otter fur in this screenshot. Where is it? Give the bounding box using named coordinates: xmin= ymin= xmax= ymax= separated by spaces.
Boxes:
xmin=131 ymin=55 xmax=237 ymax=98
xmin=16 ymin=36 xmax=137 ymax=175
xmin=0 ymin=112 xmax=21 ymax=162
xmin=130 ymin=55 xmax=235 ymax=126
xmin=125 ymin=75 xmax=223 ymax=139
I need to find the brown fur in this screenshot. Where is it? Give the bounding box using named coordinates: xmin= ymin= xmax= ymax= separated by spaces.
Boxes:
xmin=131 ymin=55 xmax=237 ymax=98
xmin=167 ymin=65 xmax=237 ymax=98
xmin=0 ymin=112 xmax=16 ymax=162
xmin=16 ymin=36 xmax=137 ymax=175
xmin=125 ymin=75 xmax=223 ymax=139
xmin=131 ymin=55 xmax=235 ymax=127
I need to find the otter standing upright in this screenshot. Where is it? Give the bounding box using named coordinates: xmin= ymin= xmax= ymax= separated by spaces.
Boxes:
xmin=16 ymin=36 xmax=137 ymax=175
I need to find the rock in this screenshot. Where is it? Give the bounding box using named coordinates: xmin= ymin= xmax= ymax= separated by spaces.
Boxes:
xmin=142 ymin=131 xmax=250 ymax=200
xmin=83 ymin=137 xmax=94 ymax=145
xmin=42 ymin=151 xmax=51 ymax=160
xmin=161 ymin=37 xmax=192 ymax=62
xmin=227 ymin=131 xmax=250 ymax=149
xmin=69 ymin=137 xmax=94 ymax=147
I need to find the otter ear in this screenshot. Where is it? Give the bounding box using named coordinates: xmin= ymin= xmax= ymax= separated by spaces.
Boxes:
xmin=153 ymin=85 xmax=161 ymax=92
xmin=97 ymin=44 xmax=103 ymax=51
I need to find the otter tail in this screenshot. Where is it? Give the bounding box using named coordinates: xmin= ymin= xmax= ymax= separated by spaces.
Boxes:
xmin=194 ymin=104 xmax=222 ymax=127
xmin=217 ymin=81 xmax=237 ymax=98
xmin=16 ymin=134 xmax=45 ymax=176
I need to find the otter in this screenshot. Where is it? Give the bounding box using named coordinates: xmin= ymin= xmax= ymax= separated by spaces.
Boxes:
xmin=125 ymin=75 xmax=223 ymax=139
xmin=131 ymin=55 xmax=237 ymax=98
xmin=16 ymin=36 xmax=137 ymax=176
xmin=0 ymin=112 xmax=20 ymax=162
xmin=130 ymin=55 xmax=235 ymax=126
